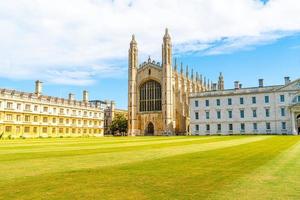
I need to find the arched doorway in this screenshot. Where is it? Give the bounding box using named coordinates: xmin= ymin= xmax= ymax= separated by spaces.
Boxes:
xmin=297 ymin=114 xmax=300 ymax=135
xmin=145 ymin=122 xmax=154 ymax=136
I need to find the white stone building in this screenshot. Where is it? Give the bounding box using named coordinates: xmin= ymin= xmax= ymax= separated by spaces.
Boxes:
xmin=190 ymin=77 xmax=300 ymax=135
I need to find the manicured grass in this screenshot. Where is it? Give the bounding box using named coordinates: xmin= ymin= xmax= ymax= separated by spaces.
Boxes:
xmin=1 ymin=136 xmax=300 ymax=199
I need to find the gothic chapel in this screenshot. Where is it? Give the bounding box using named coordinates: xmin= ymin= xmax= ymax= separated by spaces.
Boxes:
xmin=128 ymin=29 xmax=222 ymax=135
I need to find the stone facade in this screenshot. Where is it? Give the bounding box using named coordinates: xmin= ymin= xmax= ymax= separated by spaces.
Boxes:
xmin=128 ymin=29 xmax=211 ymax=136
xmin=0 ymin=81 xmax=106 ymax=138
xmin=190 ymin=77 xmax=300 ymax=135
xmin=104 ymin=100 xmax=128 ymax=135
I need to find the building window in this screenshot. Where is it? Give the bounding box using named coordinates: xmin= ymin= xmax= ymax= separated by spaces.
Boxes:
xmin=16 ymin=115 xmax=21 ymax=121
xmin=217 ymin=124 xmax=221 ymax=132
xmin=5 ymin=126 xmax=12 ymax=132
xmin=52 ymin=118 xmax=56 ymax=123
xmin=281 ymin=108 xmax=285 ymax=117
xmin=42 ymin=127 xmax=47 ymax=133
xmin=217 ymin=111 xmax=221 ymax=119
xmin=282 ymin=122 xmax=286 ymax=130
xmin=43 ymin=117 xmax=48 ymax=123
xmin=195 ymin=100 xmax=199 ymax=107
xmin=34 ymin=105 xmax=38 ymax=111
xmin=266 ymin=122 xmax=271 ymax=130
xmin=6 ymin=114 xmax=12 ymax=121
xmin=33 ymin=127 xmax=37 ymax=133
xmin=17 ymin=103 xmax=21 ymax=110
xmin=139 ymin=80 xmax=162 ymax=112
xmin=241 ymin=123 xmax=245 ymax=131
xmin=195 ymin=124 xmax=199 ymax=131
xmin=298 ymin=96 xmax=300 ymax=102
xmin=24 ymin=127 xmax=30 ymax=133
xmin=34 ymin=116 xmax=38 ymax=122
xmin=265 ymin=96 xmax=269 ymax=103
xmin=228 ymin=98 xmax=232 ymax=105
xmin=43 ymin=107 xmax=48 ymax=112
xmin=205 ymin=111 xmax=210 ymax=119
xmin=253 ymin=123 xmax=257 ymax=130
xmin=195 ymin=112 xmax=199 ymax=120
xmin=252 ymin=109 xmax=257 ymax=118
xmin=240 ymin=97 xmax=244 ymax=105
xmin=240 ymin=110 xmax=245 ymax=118
xmin=25 ymin=115 xmax=30 ymax=122
xmin=228 ymin=110 xmax=232 ymax=119
xmin=205 ymin=100 xmax=209 ymax=107
xmin=216 ymin=99 xmax=220 ymax=106
xmin=206 ymin=124 xmax=210 ymax=131
xmin=59 ymin=118 xmax=63 ymax=124
xmin=265 ymin=108 xmax=270 ymax=117
xmin=252 ymin=97 xmax=256 ymax=104
xmin=229 ymin=124 xmax=233 ymax=131
xmin=6 ymin=102 xmax=13 ymax=109
xmin=280 ymin=95 xmax=285 ymax=102
xmin=25 ymin=104 xmax=31 ymax=111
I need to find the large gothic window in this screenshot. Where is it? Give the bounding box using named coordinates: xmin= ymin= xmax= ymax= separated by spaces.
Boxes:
xmin=139 ymin=80 xmax=162 ymax=112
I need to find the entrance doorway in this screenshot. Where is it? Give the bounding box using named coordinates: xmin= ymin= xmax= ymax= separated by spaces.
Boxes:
xmin=297 ymin=114 xmax=300 ymax=135
xmin=145 ymin=122 xmax=154 ymax=136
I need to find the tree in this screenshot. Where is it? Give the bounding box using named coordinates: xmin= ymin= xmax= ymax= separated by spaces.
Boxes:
xmin=109 ymin=113 xmax=128 ymax=136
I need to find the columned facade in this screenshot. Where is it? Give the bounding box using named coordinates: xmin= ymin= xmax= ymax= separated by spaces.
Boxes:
xmin=290 ymin=105 xmax=300 ymax=135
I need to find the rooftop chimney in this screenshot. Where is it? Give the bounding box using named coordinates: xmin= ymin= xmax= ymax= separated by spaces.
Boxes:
xmin=212 ymin=83 xmax=217 ymax=91
xmin=234 ymin=81 xmax=240 ymax=90
xmin=259 ymin=79 xmax=264 ymax=88
xmin=35 ymin=80 xmax=42 ymax=97
xmin=83 ymin=90 xmax=89 ymax=102
xmin=68 ymin=93 xmax=75 ymax=101
xmin=284 ymin=77 xmax=290 ymax=85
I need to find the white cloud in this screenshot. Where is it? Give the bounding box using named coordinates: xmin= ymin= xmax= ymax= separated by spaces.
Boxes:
xmin=0 ymin=0 xmax=300 ymax=85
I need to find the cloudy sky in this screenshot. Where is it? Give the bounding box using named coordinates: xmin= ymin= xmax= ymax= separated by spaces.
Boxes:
xmin=0 ymin=0 xmax=300 ymax=108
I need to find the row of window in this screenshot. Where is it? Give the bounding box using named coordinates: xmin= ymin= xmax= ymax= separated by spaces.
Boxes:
xmin=3 ymin=114 xmax=101 ymax=126
xmin=4 ymin=126 xmax=101 ymax=134
xmin=0 ymin=101 xmax=101 ymax=117
xmin=194 ymin=107 xmax=286 ymax=120
xmin=195 ymin=94 xmax=287 ymax=107
xmin=195 ymin=122 xmax=287 ymax=132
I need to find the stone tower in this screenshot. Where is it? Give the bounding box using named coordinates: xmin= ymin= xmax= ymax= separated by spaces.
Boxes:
xmin=127 ymin=29 xmax=212 ymax=136
xmin=128 ymin=35 xmax=138 ymax=136
xmin=162 ymin=28 xmax=174 ymax=133
xmin=218 ymin=72 xmax=224 ymax=90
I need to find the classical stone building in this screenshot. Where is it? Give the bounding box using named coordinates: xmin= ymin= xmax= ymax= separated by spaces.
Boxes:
xmin=128 ymin=29 xmax=213 ymax=136
xmin=190 ymin=77 xmax=300 ymax=135
xmin=0 ymin=81 xmax=107 ymax=138
xmin=103 ymin=100 xmax=128 ymax=135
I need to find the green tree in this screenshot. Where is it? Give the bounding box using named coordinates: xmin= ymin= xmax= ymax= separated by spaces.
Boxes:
xmin=110 ymin=113 xmax=128 ymax=136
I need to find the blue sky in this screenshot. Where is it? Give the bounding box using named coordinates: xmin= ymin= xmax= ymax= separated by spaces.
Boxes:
xmin=0 ymin=0 xmax=300 ymax=109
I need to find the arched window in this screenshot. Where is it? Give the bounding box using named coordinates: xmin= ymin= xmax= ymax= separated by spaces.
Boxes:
xmin=139 ymin=80 xmax=162 ymax=112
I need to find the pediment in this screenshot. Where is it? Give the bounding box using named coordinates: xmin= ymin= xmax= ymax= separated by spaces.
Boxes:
xmin=275 ymin=78 xmax=300 ymax=92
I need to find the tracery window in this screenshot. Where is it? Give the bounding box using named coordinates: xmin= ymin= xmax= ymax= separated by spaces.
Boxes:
xmin=140 ymin=80 xmax=162 ymax=112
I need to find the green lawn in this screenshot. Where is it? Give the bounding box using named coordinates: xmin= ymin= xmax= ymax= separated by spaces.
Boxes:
xmin=1 ymin=136 xmax=300 ymax=200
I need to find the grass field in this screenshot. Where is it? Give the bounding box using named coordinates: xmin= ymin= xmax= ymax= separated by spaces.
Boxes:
xmin=1 ymin=136 xmax=300 ymax=200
